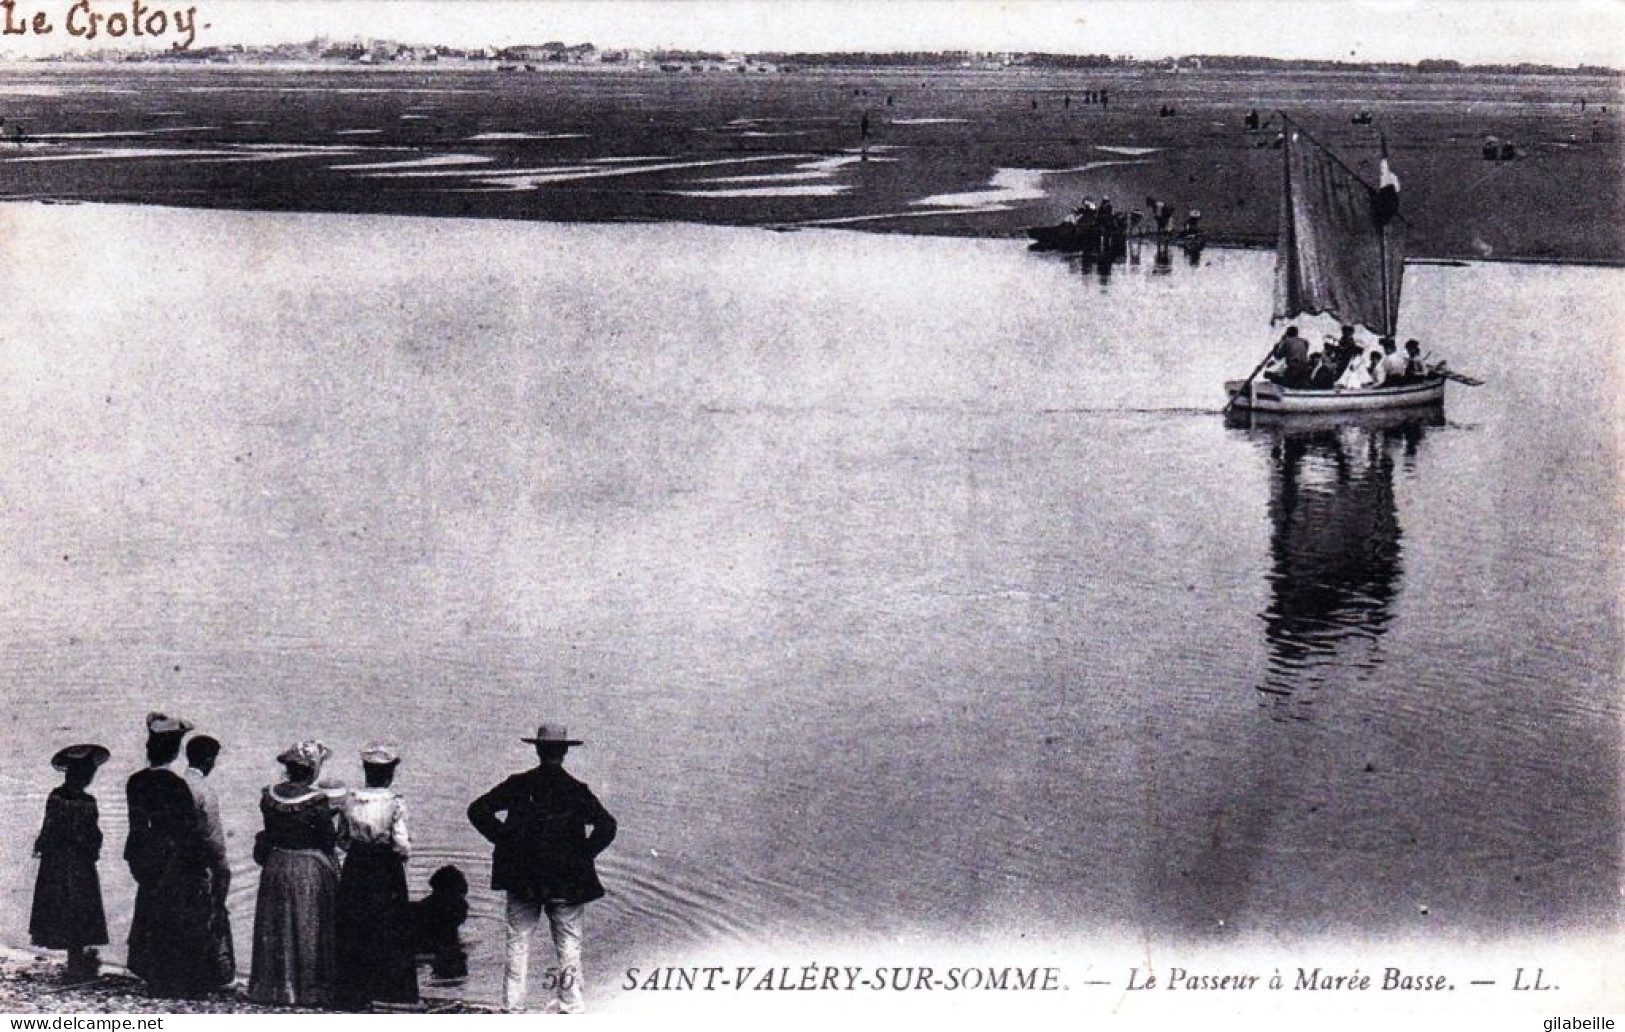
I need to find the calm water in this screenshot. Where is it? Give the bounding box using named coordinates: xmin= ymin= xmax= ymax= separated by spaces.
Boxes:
xmin=0 ymin=203 xmax=1619 ymax=1006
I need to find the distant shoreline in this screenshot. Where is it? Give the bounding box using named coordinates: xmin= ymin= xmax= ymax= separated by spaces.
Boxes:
xmin=5 ymin=60 xmax=1624 ymax=79
xmin=1 ymin=64 xmax=1619 ymax=264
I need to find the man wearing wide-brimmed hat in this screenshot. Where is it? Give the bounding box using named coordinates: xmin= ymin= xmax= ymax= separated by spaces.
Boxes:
xmin=468 ymin=723 xmax=617 ymax=1013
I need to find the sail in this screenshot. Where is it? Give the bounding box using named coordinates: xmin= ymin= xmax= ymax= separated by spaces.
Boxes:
xmin=1272 ymin=123 xmax=1404 ymax=336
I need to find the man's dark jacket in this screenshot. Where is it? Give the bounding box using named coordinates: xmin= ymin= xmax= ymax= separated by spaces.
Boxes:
xmin=467 ymin=765 xmax=617 ymax=905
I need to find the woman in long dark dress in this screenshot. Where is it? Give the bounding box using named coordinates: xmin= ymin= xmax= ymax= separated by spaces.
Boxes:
xmin=335 ymin=743 xmax=418 ymax=1007
xmin=31 ymin=744 xmax=111 ymax=979
xmin=124 ymin=714 xmax=215 ymax=997
xmin=248 ymin=741 xmax=342 ymax=1007
xmin=183 ymin=735 xmax=236 ymax=989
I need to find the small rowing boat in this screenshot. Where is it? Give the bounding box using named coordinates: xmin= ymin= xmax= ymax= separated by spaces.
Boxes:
xmin=1225 ymin=114 xmax=1471 ymax=414
xmin=1223 ymin=375 xmax=1445 ymax=414
xmin=1025 ymin=216 xmax=1128 ymax=256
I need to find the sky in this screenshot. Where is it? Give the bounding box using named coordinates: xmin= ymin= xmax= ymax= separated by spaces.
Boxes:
xmin=12 ymin=0 xmax=1625 ymax=65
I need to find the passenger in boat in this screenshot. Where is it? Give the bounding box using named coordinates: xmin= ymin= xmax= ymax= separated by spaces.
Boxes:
xmin=1402 ymin=339 xmax=1428 ymax=379
xmin=1308 ymin=349 xmax=1340 ymax=390
xmin=1364 ymin=350 xmax=1389 ymax=388
xmin=1379 ymin=338 xmax=1409 ymax=382
xmin=1335 ymin=350 xmax=1376 ymax=390
xmin=1267 ymin=326 xmax=1313 ymax=388
xmin=1326 ymin=325 xmax=1363 ymax=378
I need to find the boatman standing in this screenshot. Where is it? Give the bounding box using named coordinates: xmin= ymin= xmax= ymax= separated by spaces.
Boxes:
xmin=468 ymin=724 xmax=617 ymax=1014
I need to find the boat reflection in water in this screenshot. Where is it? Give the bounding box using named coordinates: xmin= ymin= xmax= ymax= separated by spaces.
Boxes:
xmin=1034 ymin=233 xmax=1207 ymax=284
xmin=1226 ymin=404 xmax=1445 ymax=716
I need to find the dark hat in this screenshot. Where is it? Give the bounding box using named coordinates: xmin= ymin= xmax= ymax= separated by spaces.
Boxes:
xmin=146 ymin=712 xmax=193 ymax=736
xmin=52 ymin=743 xmax=111 ymax=772
xmin=521 ymin=723 xmax=583 ymax=747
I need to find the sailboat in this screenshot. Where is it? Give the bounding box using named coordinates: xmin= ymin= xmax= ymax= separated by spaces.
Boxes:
xmin=1224 ymin=114 xmax=1448 ymax=414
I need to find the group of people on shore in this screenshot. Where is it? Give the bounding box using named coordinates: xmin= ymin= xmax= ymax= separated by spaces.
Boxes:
xmin=1264 ymin=324 xmax=1431 ymax=391
xmin=29 ymin=715 xmax=616 ymax=1014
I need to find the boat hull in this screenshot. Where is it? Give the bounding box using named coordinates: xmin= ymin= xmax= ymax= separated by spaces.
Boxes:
xmin=1224 ymin=376 xmax=1447 ymax=413
xmin=1025 ymin=222 xmax=1127 ymax=255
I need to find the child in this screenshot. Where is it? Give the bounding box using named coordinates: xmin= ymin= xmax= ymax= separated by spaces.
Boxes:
xmin=31 ymin=744 xmax=111 ymax=980
xmin=413 ymin=865 xmax=470 ymax=978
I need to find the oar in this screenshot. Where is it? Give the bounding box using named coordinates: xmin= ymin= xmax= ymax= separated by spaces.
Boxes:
xmin=1421 ymin=353 xmax=1484 ymax=386
xmin=1223 ymin=347 xmax=1278 ymax=413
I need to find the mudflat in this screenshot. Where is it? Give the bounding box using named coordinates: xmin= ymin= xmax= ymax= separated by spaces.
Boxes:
xmin=0 ymin=64 xmax=1620 ymax=262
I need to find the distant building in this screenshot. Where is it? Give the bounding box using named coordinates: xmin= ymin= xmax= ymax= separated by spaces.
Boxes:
xmin=498 ymin=42 xmax=600 ymax=65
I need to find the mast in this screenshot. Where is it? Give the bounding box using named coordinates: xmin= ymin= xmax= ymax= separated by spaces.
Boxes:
xmin=1279 ymin=111 xmax=1295 ymax=310
xmin=1378 ymin=134 xmax=1393 ymax=336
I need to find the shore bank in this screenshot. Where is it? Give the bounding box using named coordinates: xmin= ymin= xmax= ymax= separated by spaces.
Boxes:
xmin=0 ymin=65 xmax=1619 ymax=263
xmin=0 ymin=949 xmax=487 ymax=1015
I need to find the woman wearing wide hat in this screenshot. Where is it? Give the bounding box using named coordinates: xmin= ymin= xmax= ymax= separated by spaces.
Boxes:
xmin=30 ymin=744 xmax=112 ymax=979
xmin=124 ymin=713 xmax=215 ymax=996
xmin=248 ymin=740 xmax=342 ymax=1007
xmin=334 ymin=743 xmax=419 ymax=1007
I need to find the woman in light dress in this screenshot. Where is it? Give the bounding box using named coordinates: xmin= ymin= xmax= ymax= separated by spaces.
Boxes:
xmin=1336 ymin=349 xmax=1386 ymax=390
xmin=334 ymin=743 xmax=419 ymax=1008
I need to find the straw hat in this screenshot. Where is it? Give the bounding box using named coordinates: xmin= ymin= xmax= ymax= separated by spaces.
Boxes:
xmin=146 ymin=712 xmax=193 ymax=736
xmin=361 ymin=742 xmax=401 ymax=766
xmin=276 ymin=740 xmax=331 ymax=769
xmin=52 ymin=743 xmax=111 ymax=772
xmin=521 ymin=724 xmax=583 ymax=747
